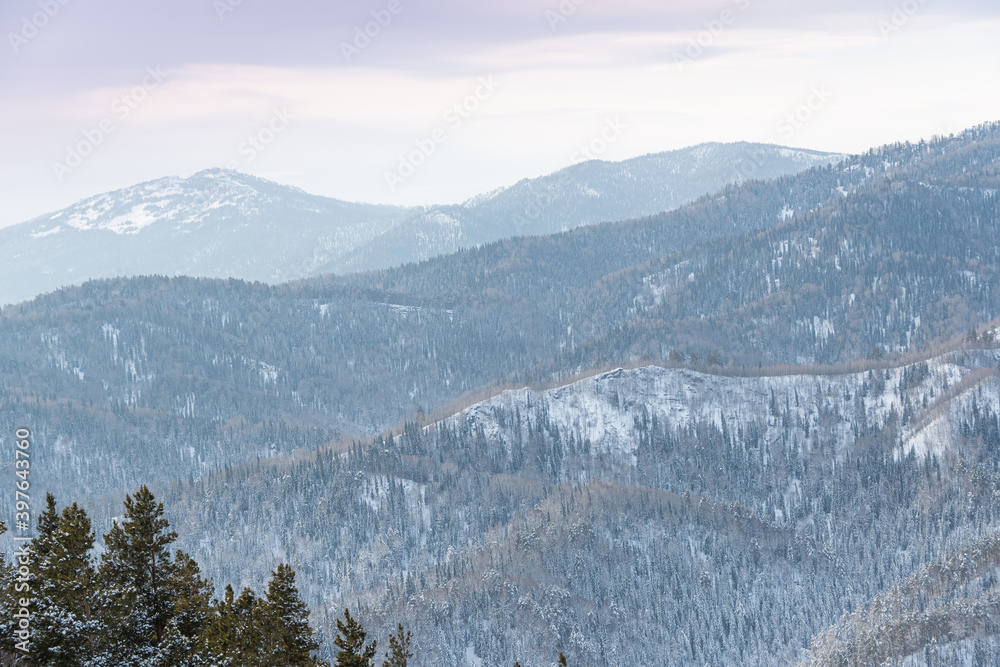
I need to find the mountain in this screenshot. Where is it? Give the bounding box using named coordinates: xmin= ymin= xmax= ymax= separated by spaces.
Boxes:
xmin=0 ymin=169 xmax=413 ymax=308
xmin=2 ymin=123 xmax=1000 ymax=663
xmin=148 ymin=344 xmax=1000 ymax=665
xmin=1 ymin=125 xmax=997 ymax=505
xmin=0 ymin=143 xmax=842 ymax=307
xmin=334 ymin=143 xmax=842 ymax=272
xmin=339 ymin=123 xmax=1000 ymax=366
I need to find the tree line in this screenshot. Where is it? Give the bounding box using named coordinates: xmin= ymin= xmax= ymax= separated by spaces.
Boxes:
xmin=0 ymin=486 xmax=567 ymax=666
xmin=0 ymin=486 xmax=422 ymax=667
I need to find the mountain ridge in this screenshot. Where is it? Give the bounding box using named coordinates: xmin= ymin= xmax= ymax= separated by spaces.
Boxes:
xmin=3 ymin=125 xmax=998 ymax=506
xmin=146 ymin=344 xmax=1000 ymax=665
xmin=0 ymin=142 xmax=843 ymax=307
xmin=3 ymin=123 xmax=1000 ymax=665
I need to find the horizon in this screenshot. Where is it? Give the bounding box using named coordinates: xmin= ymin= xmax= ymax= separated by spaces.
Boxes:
xmin=1 ymin=135 xmax=863 ymax=226
xmin=2 ymin=0 xmax=998 ymax=228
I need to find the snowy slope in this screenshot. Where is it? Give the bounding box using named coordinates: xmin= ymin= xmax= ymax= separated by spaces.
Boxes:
xmin=447 ymin=350 xmax=998 ymax=479
xmin=0 ymin=143 xmax=843 ymax=307
xmin=153 ymin=346 xmax=1000 ymax=665
xmin=0 ymin=169 xmax=413 ymax=307
xmin=338 ymin=142 xmax=844 ymax=271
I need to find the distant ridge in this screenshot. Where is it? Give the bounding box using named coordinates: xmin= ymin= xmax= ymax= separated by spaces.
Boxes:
xmin=0 ymin=143 xmax=842 ymax=306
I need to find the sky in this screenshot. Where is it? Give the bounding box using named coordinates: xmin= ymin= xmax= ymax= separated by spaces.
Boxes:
xmin=0 ymin=0 xmax=998 ymax=228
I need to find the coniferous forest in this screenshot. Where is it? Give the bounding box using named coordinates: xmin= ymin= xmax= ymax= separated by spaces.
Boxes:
xmin=0 ymin=488 xmax=437 ymax=666
xmin=2 ymin=125 xmax=1000 ymax=664
xmin=4 ymin=0 xmax=999 ymax=660
xmin=0 ymin=488 xmax=328 ymax=666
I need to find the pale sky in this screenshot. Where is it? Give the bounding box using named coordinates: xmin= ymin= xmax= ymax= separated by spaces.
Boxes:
xmin=0 ymin=0 xmax=998 ymax=227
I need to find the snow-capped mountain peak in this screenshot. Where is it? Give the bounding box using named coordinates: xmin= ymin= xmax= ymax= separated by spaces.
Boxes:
xmin=1 ymin=141 xmax=844 ymax=307
xmin=38 ymin=170 xmax=290 ymax=236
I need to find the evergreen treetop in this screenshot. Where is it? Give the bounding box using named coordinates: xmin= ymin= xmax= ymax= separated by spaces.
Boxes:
xmin=334 ymin=608 xmax=377 ymax=667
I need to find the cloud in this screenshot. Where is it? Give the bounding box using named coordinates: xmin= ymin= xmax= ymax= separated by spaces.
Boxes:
xmin=0 ymin=1 xmax=997 ymax=227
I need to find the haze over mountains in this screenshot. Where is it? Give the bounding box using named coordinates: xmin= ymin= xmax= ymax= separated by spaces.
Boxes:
xmin=4 ymin=125 xmax=998 ymax=495
xmin=0 ymin=143 xmax=840 ymax=307
xmin=3 ymin=123 xmax=1000 ymax=664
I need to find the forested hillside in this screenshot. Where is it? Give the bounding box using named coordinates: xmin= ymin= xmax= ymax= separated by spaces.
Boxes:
xmin=2 ymin=124 xmax=1000 ymax=664
xmin=803 ymin=532 xmax=1000 ymax=665
xmin=335 ymin=143 xmax=841 ymax=273
xmin=1 ymin=125 xmax=997 ymax=502
xmin=145 ymin=346 xmax=1000 ymax=664
xmin=0 ymin=144 xmax=835 ymax=308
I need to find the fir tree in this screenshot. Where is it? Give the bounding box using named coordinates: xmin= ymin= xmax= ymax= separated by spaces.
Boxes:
xmin=97 ymin=485 xmax=187 ymax=665
xmin=171 ymin=550 xmax=215 ymax=656
xmin=207 ymin=585 xmax=266 ymax=667
xmin=0 ymin=518 xmax=21 ymax=662
xmin=385 ymin=624 xmax=413 ymax=667
xmin=261 ymin=563 xmax=328 ymax=666
xmin=334 ymin=608 xmax=376 ymax=667
xmin=29 ymin=497 xmax=100 ymax=666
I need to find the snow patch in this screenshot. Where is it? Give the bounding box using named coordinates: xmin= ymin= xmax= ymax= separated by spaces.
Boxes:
xmin=464 ymin=645 xmax=484 ymax=666
xmin=31 ymin=226 xmax=62 ymax=239
xmin=813 ymin=317 xmax=835 ymax=343
xmin=259 ymin=362 xmax=279 ymax=384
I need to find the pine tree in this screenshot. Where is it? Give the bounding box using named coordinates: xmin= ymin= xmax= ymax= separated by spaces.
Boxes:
xmin=384 ymin=624 xmax=412 ymax=667
xmin=334 ymin=608 xmax=376 ymax=667
xmin=0 ymin=518 xmax=22 ymax=662
xmin=171 ymin=549 xmax=215 ymax=657
xmin=97 ymin=485 xmax=185 ymax=665
xmin=206 ymin=585 xmax=266 ymax=667
xmin=14 ymin=496 xmax=97 ymax=663
xmin=29 ymin=497 xmax=100 ymax=666
xmin=100 ymin=486 xmax=179 ymax=637
xmin=34 ymin=493 xmax=60 ymax=561
xmin=0 ymin=487 xmax=334 ymax=666
xmin=260 ymin=563 xmax=328 ymax=666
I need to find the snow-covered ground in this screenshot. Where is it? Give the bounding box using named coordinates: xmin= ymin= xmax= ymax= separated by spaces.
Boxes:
xmin=445 ymin=350 xmax=1000 ymax=465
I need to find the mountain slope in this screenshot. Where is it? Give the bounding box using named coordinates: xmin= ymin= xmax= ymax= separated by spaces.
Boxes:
xmin=335 ymin=143 xmax=842 ymax=272
xmin=0 ymin=143 xmax=841 ymax=307
xmin=0 ymin=169 xmax=412 ymax=307
xmin=146 ymin=346 xmax=1000 ymax=665
xmin=2 ymin=125 xmax=997 ymax=504
xmin=804 ymin=532 xmax=1000 ymax=665
xmin=2 ymin=125 xmax=1000 ymax=664
xmin=339 ymin=123 xmax=1000 ymax=365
